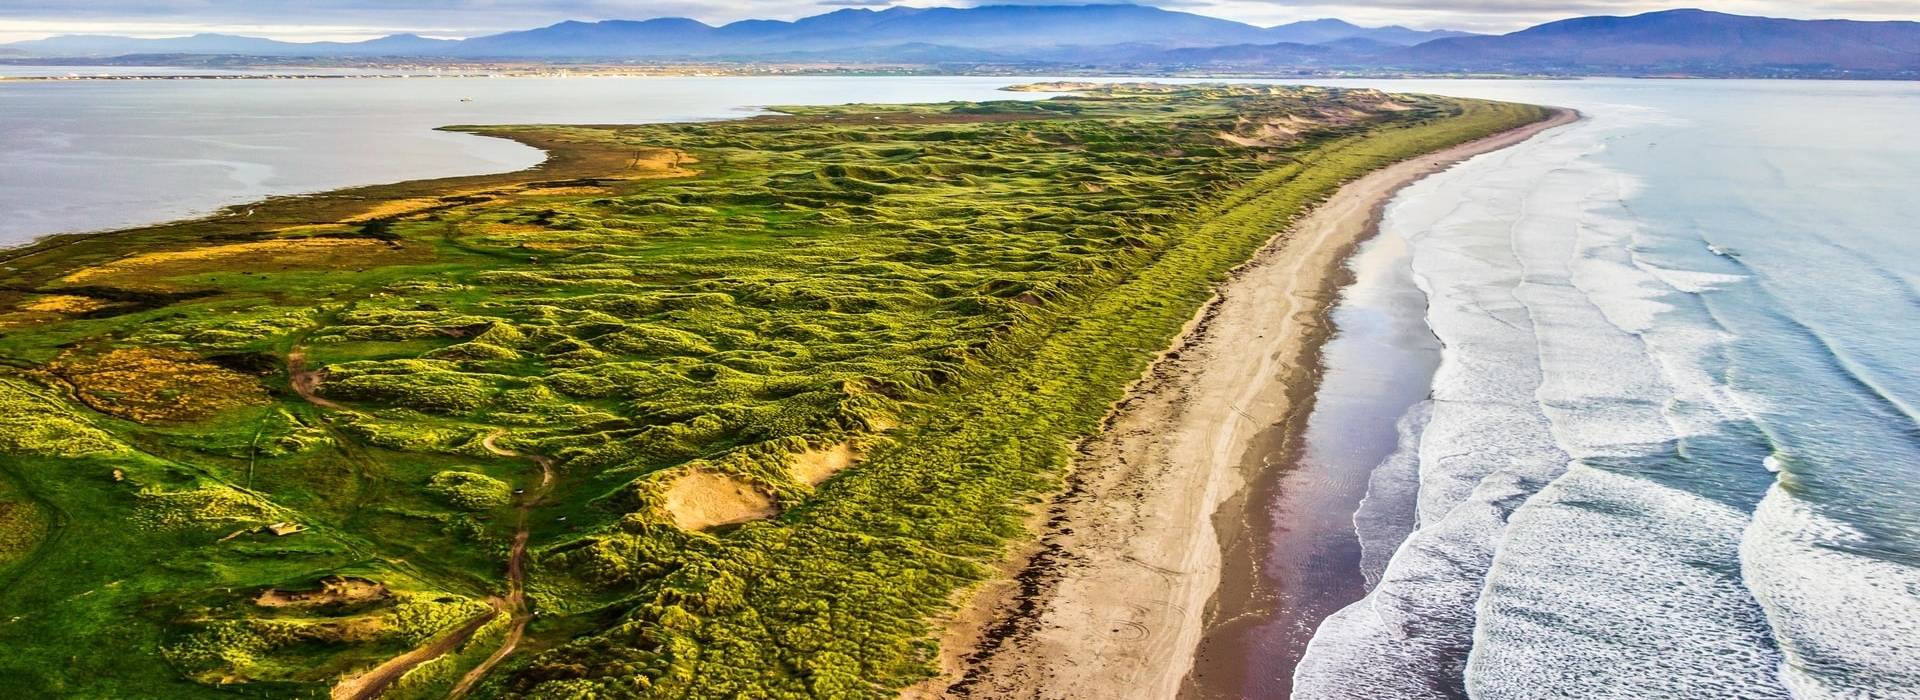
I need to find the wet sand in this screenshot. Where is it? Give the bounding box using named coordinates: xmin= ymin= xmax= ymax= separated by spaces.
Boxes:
xmin=923 ymin=109 xmax=1577 ymax=700
xmin=1181 ymin=202 xmax=1443 ymax=700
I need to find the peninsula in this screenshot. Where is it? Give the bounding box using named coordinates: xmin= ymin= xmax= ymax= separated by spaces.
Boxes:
xmin=0 ymin=84 xmax=1548 ymax=698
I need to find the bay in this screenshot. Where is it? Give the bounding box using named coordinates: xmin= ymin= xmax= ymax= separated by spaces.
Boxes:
xmin=0 ymin=75 xmax=1058 ymax=247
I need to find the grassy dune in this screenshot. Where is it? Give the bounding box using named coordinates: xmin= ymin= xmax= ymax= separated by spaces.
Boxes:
xmin=0 ymin=84 xmax=1546 ymax=698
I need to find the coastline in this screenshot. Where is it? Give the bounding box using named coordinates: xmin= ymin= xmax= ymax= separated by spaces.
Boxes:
xmin=928 ymin=108 xmax=1578 ymax=700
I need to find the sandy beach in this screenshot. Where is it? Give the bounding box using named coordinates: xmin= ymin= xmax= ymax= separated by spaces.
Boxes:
xmin=919 ymin=108 xmax=1577 ymax=700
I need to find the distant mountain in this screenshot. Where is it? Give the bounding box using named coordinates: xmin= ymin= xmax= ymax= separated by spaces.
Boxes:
xmin=1153 ymin=42 xmax=1342 ymax=67
xmin=1 ymin=4 xmax=1470 ymax=60
xmin=341 ymin=34 xmax=465 ymax=55
xmin=455 ymin=18 xmax=726 ymax=57
xmin=1260 ymin=18 xmax=1471 ymax=47
xmin=1316 ymin=37 xmax=1408 ymax=55
xmin=5 ymin=32 xmax=461 ymax=57
xmin=9 ymin=4 xmax=1914 ymax=77
xmin=1389 ymin=9 xmax=1920 ymax=74
xmin=6 ymin=33 xmax=293 ymax=55
xmin=750 ymin=42 xmax=1017 ymax=64
xmin=781 ymin=5 xmax=1271 ymax=49
xmin=458 ymin=5 xmax=1265 ymax=57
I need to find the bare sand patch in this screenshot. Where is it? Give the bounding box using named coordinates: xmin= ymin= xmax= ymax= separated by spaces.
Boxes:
xmin=255 ymin=576 xmax=391 ymax=609
xmin=663 ymin=470 xmax=778 ymax=531
xmin=790 ymin=442 xmax=861 ymax=486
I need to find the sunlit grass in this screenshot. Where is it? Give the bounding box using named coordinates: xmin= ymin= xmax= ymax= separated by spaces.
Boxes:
xmin=0 ymin=84 xmax=1546 ymax=698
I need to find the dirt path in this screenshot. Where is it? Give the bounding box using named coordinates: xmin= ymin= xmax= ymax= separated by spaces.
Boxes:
xmin=331 ymin=605 xmax=503 ymax=700
xmin=287 ymin=346 xmax=344 ymax=409
xmin=286 ymin=341 xmax=501 ymax=700
xmin=930 ymin=110 xmax=1579 ymax=700
xmin=298 ymin=367 xmax=554 ymax=699
xmin=447 ymin=430 xmax=556 ymax=699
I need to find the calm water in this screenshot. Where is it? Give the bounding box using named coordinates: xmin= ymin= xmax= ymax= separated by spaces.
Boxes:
xmin=1287 ymin=80 xmax=1920 ymax=700
xmin=0 ymin=66 xmax=468 ymax=78
xmin=0 ymin=76 xmax=1059 ymax=246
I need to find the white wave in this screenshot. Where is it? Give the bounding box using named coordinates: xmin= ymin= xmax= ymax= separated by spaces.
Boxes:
xmin=1297 ymin=107 xmax=1580 ymax=700
xmin=1743 ymin=487 xmax=1920 ymax=700
xmin=1353 ymin=400 xmax=1432 ymax=590
xmin=1639 ymin=265 xmax=1748 ymax=295
xmin=1469 ymin=465 xmax=1790 ymax=699
xmin=1302 ymin=102 xmax=1795 ymax=700
xmin=1455 ymin=110 xmax=1788 ymax=699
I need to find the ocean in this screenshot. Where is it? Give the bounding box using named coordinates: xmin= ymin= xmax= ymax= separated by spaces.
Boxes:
xmin=1290 ymin=79 xmax=1920 ymax=700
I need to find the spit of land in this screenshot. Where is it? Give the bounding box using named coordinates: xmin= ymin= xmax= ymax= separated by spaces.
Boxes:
xmin=0 ymin=83 xmax=1548 ymax=698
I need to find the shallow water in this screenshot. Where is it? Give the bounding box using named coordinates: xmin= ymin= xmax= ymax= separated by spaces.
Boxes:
xmin=1203 ymin=217 xmax=1444 ymax=699
xmin=0 ymin=76 xmax=1059 ymax=247
xmin=1290 ymin=80 xmax=1920 ymax=700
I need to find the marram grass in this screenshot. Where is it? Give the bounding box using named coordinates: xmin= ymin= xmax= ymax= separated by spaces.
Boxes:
xmin=0 ymin=84 xmax=1545 ymax=698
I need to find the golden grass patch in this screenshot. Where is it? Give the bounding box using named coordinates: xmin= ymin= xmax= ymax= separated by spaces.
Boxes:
xmin=343 ymin=197 xmax=445 ymax=223
xmin=519 ymin=186 xmax=612 ymax=197
xmin=60 ymin=238 xmax=427 ymax=289
xmin=476 ymin=223 xmax=553 ymax=236
xmin=0 ymin=500 xmax=48 ymax=567
xmin=23 ymin=295 xmax=110 ymax=314
xmin=135 ymin=485 xmax=280 ymax=530
xmin=663 ymin=469 xmax=777 ymax=531
xmin=52 ymin=348 xmax=271 ymax=423
xmin=624 ymin=148 xmax=699 ymax=179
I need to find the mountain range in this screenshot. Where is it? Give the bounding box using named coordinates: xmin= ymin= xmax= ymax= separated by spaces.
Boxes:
xmin=5 ymin=5 xmax=1919 ymax=77
xmin=0 ymin=5 xmax=1467 ymax=59
xmin=1392 ymin=9 xmax=1920 ymax=73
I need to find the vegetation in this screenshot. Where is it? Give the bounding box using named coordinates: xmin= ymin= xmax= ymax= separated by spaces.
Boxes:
xmin=430 ymin=471 xmax=513 ymax=511
xmin=0 ymin=84 xmax=1546 ymax=698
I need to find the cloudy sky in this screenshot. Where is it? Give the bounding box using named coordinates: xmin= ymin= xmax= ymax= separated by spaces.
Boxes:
xmin=3 ymin=0 xmax=1918 ymax=43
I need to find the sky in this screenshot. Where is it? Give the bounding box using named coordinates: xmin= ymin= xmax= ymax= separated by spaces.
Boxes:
xmin=3 ymin=0 xmax=1919 ymax=43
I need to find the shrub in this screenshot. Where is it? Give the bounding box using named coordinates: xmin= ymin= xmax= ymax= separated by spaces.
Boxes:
xmin=428 ymin=471 xmax=512 ymax=511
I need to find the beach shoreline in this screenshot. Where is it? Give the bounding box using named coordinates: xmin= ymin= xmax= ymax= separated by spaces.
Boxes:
xmin=921 ymin=108 xmax=1577 ymax=700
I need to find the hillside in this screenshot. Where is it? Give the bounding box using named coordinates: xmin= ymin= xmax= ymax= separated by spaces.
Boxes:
xmin=1390 ymin=9 xmax=1920 ymax=74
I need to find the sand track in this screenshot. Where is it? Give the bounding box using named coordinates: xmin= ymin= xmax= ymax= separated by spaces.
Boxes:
xmin=330 ymin=605 xmax=503 ymax=700
xmin=287 ymin=346 xmax=343 ymax=409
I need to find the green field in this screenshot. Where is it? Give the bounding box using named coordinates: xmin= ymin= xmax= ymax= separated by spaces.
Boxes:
xmin=0 ymin=84 xmax=1546 ymax=699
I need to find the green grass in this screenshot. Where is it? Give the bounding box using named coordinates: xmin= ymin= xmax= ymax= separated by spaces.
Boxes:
xmin=0 ymin=84 xmax=1546 ymax=698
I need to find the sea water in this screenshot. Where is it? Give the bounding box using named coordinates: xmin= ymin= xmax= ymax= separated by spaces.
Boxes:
xmin=1294 ymin=80 xmax=1920 ymax=699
